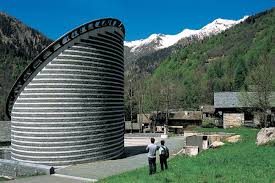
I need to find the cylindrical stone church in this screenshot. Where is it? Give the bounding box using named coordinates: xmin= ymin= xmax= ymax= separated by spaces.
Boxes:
xmin=6 ymin=18 xmax=125 ymax=166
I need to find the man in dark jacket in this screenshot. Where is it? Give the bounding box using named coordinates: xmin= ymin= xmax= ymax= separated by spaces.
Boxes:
xmin=159 ymin=140 xmax=169 ymax=171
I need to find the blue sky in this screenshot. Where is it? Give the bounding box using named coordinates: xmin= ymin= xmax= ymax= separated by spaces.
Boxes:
xmin=0 ymin=0 xmax=274 ymax=41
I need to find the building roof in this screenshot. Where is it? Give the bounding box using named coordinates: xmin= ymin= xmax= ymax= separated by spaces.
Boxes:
xmin=169 ymin=111 xmax=202 ymax=120
xmin=200 ymin=105 xmax=215 ymax=114
xmin=214 ymin=92 xmax=275 ymax=109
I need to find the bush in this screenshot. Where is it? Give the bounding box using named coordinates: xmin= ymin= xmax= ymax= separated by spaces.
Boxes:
xmin=201 ymin=118 xmax=216 ymax=128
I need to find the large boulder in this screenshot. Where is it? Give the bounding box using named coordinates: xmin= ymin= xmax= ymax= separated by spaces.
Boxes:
xmin=225 ymin=135 xmax=241 ymax=143
xmin=256 ymin=128 xmax=275 ymax=145
xmin=210 ymin=141 xmax=225 ymax=148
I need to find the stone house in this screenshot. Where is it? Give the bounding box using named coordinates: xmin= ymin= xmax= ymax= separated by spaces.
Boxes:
xmin=137 ymin=111 xmax=202 ymax=133
xmin=167 ymin=111 xmax=202 ymax=133
xmin=214 ymin=92 xmax=275 ymax=128
xmin=136 ymin=113 xmax=151 ymax=132
xmin=125 ymin=121 xmax=141 ymax=133
xmin=200 ymin=105 xmax=215 ymax=119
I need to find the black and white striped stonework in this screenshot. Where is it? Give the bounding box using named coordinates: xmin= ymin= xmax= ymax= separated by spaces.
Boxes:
xmin=9 ymin=19 xmax=125 ymax=166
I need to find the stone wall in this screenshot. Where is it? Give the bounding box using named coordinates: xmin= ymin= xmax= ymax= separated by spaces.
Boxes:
xmin=223 ymin=113 xmax=244 ymax=128
xmin=0 ymin=159 xmax=54 ymax=177
xmin=0 ymin=121 xmax=10 ymax=143
xmin=253 ymin=112 xmax=261 ymax=126
xmin=125 ymin=121 xmax=140 ymax=131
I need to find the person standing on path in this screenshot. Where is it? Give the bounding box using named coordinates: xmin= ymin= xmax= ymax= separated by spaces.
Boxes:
xmin=159 ymin=140 xmax=169 ymax=171
xmin=146 ymin=137 xmax=159 ymax=175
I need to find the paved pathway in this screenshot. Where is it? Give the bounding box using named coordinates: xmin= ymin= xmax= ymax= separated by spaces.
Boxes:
xmin=4 ymin=175 xmax=87 ymax=183
xmin=5 ymin=135 xmax=185 ymax=183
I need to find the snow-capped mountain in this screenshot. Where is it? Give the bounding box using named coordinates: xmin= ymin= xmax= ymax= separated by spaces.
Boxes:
xmin=125 ymin=16 xmax=248 ymax=53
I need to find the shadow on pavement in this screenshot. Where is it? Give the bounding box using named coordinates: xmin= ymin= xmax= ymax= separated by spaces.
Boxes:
xmin=120 ymin=145 xmax=147 ymax=158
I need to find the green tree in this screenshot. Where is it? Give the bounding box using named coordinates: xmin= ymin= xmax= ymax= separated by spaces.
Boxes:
xmin=234 ymin=58 xmax=247 ymax=89
xmin=241 ymin=56 xmax=273 ymax=127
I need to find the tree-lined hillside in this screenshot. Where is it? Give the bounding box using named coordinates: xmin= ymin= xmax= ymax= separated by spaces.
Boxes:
xmin=0 ymin=12 xmax=52 ymax=120
xmin=126 ymin=8 xmax=275 ymax=116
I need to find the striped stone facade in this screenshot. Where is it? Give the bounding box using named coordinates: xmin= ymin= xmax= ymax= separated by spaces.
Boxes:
xmin=9 ymin=19 xmax=125 ymax=166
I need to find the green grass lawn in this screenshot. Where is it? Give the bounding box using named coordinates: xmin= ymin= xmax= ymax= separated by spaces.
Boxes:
xmin=99 ymin=128 xmax=275 ymax=183
xmin=0 ymin=177 xmax=9 ymax=181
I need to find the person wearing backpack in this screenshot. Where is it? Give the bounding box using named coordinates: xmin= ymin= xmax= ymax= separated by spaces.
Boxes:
xmin=159 ymin=140 xmax=169 ymax=171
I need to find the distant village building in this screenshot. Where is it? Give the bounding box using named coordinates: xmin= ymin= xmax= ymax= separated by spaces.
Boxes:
xmin=137 ymin=113 xmax=151 ymax=132
xmin=125 ymin=121 xmax=140 ymax=133
xmin=136 ymin=111 xmax=202 ymax=134
xmin=168 ymin=111 xmax=202 ymax=133
xmin=200 ymin=105 xmax=215 ymax=119
xmin=214 ymin=92 xmax=275 ymax=128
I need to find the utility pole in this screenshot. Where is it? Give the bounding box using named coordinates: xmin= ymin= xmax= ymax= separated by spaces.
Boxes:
xmin=129 ymin=79 xmax=133 ymax=133
xmin=164 ymin=87 xmax=169 ymax=136
xmin=161 ymin=83 xmax=169 ymax=139
xmin=138 ymin=94 xmax=142 ymax=133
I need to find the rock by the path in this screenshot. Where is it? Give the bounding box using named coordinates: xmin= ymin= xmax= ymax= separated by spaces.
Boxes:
xmin=210 ymin=141 xmax=224 ymax=148
xmin=2 ymin=176 xmax=14 ymax=180
xmin=256 ymin=128 xmax=275 ymax=145
xmin=183 ymin=146 xmax=199 ymax=156
xmin=225 ymin=135 xmax=241 ymax=143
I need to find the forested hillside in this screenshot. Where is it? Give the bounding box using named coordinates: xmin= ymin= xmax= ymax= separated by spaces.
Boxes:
xmin=126 ymin=8 xmax=275 ymax=117
xmin=0 ymin=12 xmax=52 ymax=120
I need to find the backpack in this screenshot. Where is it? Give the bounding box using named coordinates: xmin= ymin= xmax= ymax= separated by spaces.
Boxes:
xmin=161 ymin=146 xmax=169 ymax=158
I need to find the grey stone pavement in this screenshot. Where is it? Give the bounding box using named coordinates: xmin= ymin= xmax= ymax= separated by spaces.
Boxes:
xmin=5 ymin=135 xmax=185 ymax=183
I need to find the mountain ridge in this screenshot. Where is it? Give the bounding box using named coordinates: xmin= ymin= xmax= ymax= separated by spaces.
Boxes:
xmin=124 ymin=16 xmax=248 ymax=77
xmin=125 ymin=16 xmax=248 ymax=52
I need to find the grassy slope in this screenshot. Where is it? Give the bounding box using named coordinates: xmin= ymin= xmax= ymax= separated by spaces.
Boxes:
xmin=99 ymin=128 xmax=275 ymax=183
